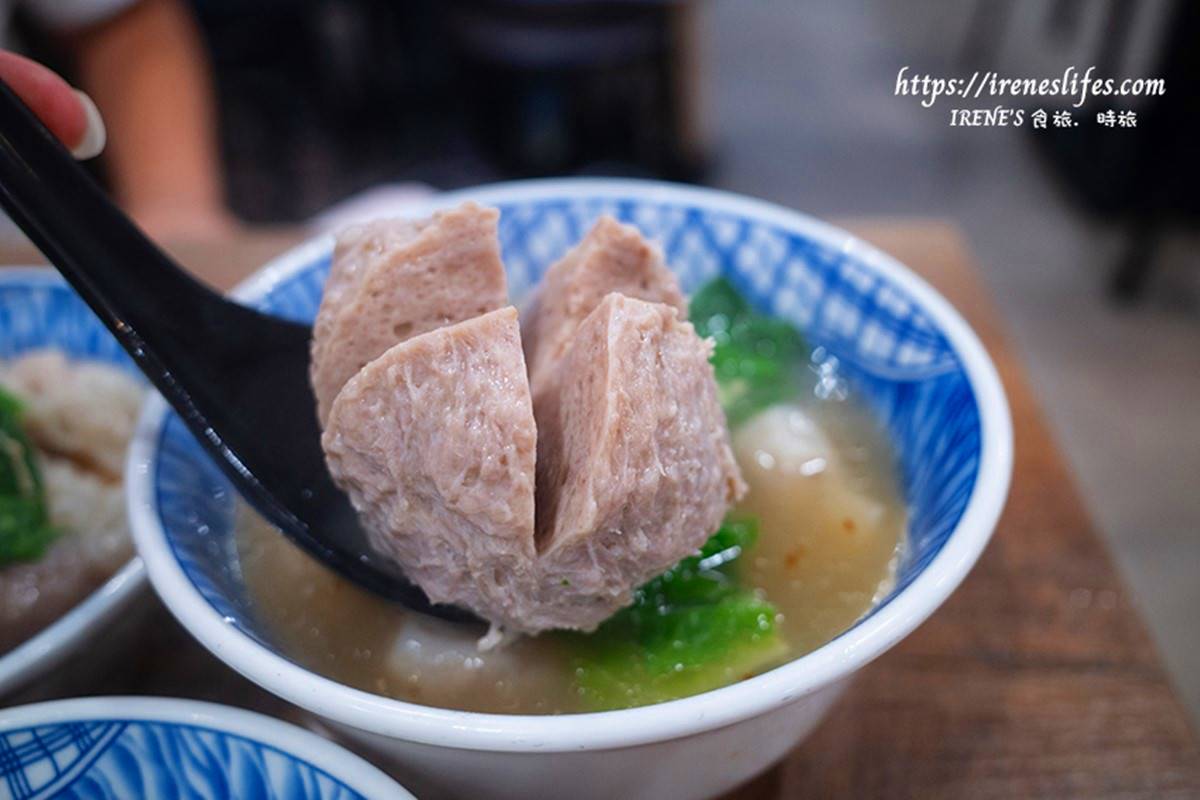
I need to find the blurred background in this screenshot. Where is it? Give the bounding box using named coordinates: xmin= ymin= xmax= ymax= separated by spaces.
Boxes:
xmin=6 ymin=0 xmax=1198 ymax=719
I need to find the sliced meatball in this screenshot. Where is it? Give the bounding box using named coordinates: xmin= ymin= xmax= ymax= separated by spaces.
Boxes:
xmin=317 ymin=211 xmax=745 ymax=635
xmin=521 ymin=215 xmax=686 ymax=396
xmin=527 ymin=293 xmax=746 ymax=632
xmin=321 ymin=307 xmax=539 ymax=626
xmin=321 ymin=295 xmax=743 ymax=635
xmin=311 ymin=202 xmax=509 ymax=424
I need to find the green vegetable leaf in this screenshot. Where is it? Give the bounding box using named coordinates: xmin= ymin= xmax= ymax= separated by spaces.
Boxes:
xmin=0 ymin=386 xmax=55 ymax=564
xmin=0 ymin=496 xmax=55 ymax=562
xmin=689 ymin=277 xmax=806 ymax=427
xmin=562 ymin=280 xmax=805 ymax=709
xmin=564 ymin=517 xmax=787 ymax=709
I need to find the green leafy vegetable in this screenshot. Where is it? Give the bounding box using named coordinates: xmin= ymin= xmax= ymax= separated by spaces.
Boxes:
xmin=564 ymin=517 xmax=787 ymax=709
xmin=689 ymin=277 xmax=807 ymax=427
xmin=0 ymin=387 xmax=55 ymax=564
xmin=561 ymin=280 xmax=807 ymax=709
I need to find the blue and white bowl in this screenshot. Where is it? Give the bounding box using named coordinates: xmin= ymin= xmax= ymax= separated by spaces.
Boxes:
xmin=0 ymin=697 xmax=412 ymax=799
xmin=128 ymin=179 xmax=1013 ymax=800
xmin=0 ymin=269 xmax=147 ymax=697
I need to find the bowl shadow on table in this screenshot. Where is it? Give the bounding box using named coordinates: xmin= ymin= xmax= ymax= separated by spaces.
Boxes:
xmin=3 ymin=596 xmax=296 ymax=721
xmin=709 ymin=628 xmax=984 ymax=799
xmin=698 ymin=661 xmax=958 ymax=800
xmin=2 ymin=585 xmax=159 ymax=706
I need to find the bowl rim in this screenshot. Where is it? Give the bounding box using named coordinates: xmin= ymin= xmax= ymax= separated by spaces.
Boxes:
xmin=128 ymin=177 xmax=1013 ymax=753
xmin=0 ymin=267 xmax=148 ymax=697
xmin=0 ymin=696 xmax=412 ymax=798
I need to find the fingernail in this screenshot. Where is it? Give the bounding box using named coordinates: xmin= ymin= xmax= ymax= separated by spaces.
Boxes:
xmin=70 ymin=90 xmax=106 ymax=160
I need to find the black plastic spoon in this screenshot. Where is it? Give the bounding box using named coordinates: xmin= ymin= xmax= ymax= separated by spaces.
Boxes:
xmin=0 ymin=80 xmax=477 ymax=624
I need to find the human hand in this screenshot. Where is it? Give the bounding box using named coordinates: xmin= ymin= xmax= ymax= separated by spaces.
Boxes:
xmin=0 ymin=48 xmax=238 ymax=242
xmin=124 ymin=202 xmax=239 ymax=242
xmin=0 ymin=51 xmax=105 ymax=159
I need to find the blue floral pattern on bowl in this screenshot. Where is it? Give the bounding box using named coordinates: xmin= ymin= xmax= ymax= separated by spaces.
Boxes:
xmin=0 ymin=269 xmax=149 ymax=699
xmin=150 ymin=184 xmax=982 ymax=659
xmin=0 ymin=719 xmax=365 ymax=800
xmin=0 ymin=270 xmax=138 ymax=373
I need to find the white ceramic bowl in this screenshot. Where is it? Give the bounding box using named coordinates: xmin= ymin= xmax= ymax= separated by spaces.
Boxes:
xmin=129 ymin=179 xmax=1013 ymax=800
xmin=0 ymin=268 xmax=148 ymax=697
xmin=0 ymin=696 xmax=412 ymax=797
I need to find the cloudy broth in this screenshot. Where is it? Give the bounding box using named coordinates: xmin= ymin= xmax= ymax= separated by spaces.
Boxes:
xmin=236 ymin=375 xmax=906 ymax=714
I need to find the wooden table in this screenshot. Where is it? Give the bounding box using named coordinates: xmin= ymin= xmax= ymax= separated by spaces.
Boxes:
xmin=5 ymin=221 xmax=1199 ymax=798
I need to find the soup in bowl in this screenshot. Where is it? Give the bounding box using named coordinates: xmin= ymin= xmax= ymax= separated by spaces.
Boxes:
xmin=129 ymin=179 xmax=1011 ymax=800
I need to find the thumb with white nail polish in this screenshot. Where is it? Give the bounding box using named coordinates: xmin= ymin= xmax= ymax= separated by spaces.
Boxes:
xmin=70 ymin=90 xmax=106 ymax=160
xmin=0 ymin=51 xmax=106 ymax=159
xmin=0 ymin=50 xmax=108 ymax=159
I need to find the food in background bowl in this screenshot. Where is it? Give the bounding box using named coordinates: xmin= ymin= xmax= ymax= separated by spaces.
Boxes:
xmin=0 ymin=350 xmax=145 ymax=654
xmin=0 ymin=270 xmax=149 ymax=696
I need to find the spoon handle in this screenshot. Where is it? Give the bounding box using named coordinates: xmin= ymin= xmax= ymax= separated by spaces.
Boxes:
xmin=0 ymin=81 xmax=238 ymax=348
xmin=0 ymin=78 xmax=309 ymax=533
xmin=0 ymin=80 xmax=479 ymax=623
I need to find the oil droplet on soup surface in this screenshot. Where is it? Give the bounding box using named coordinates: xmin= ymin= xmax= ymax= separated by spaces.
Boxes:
xmin=236 ymin=398 xmax=905 ymax=713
